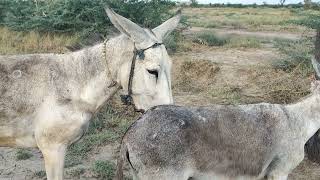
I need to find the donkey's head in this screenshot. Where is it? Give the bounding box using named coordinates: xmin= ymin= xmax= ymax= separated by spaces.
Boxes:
xmin=105 ymin=8 xmax=180 ymax=111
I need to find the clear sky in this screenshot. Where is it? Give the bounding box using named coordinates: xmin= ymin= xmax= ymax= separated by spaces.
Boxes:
xmin=175 ymin=0 xmax=320 ymax=4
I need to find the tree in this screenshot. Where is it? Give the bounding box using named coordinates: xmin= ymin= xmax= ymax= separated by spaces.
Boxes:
xmin=190 ymin=0 xmax=198 ymax=7
xmin=304 ymin=0 xmax=312 ymax=9
xmin=280 ymin=0 xmax=286 ymax=6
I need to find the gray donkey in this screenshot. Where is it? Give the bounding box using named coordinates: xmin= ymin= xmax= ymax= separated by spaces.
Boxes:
xmin=117 ymin=57 xmax=320 ymax=180
xmin=0 ymin=7 xmax=180 ymax=180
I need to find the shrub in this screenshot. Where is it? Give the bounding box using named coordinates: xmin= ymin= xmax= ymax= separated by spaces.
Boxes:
xmin=16 ymin=149 xmax=33 ymax=160
xmin=193 ymin=32 xmax=228 ymax=46
xmin=272 ymin=38 xmax=313 ymax=72
xmin=2 ymin=0 xmax=175 ymax=36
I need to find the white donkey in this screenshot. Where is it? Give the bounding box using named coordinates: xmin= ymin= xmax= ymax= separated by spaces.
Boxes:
xmin=117 ymin=57 xmax=320 ymax=180
xmin=0 ymin=7 xmax=180 ymax=180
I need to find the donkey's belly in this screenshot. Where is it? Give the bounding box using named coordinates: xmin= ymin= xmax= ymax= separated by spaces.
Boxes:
xmin=0 ymin=132 xmax=36 ymax=147
xmin=0 ymin=114 xmax=37 ymax=147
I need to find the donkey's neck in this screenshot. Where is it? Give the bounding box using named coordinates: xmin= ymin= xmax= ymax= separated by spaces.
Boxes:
xmin=66 ymin=44 xmax=113 ymax=111
xmin=286 ymin=94 xmax=320 ymax=142
xmin=66 ymin=36 xmax=133 ymax=112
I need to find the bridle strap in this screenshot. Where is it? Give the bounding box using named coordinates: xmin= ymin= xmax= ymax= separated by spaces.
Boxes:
xmin=120 ymin=42 xmax=163 ymax=106
xmin=120 ymin=47 xmax=138 ymax=105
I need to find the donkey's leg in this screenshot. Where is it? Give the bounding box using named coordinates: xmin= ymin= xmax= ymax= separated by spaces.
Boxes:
xmin=35 ymin=102 xmax=91 ymax=180
xmin=266 ymin=151 xmax=304 ymax=180
xmin=40 ymin=144 xmax=67 ymax=180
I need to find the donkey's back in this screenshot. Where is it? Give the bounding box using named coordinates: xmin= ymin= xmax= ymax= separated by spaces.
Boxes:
xmin=120 ymin=104 xmax=298 ymax=180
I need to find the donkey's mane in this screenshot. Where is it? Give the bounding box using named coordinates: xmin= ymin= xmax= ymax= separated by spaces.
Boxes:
xmin=65 ymin=33 xmax=105 ymax=52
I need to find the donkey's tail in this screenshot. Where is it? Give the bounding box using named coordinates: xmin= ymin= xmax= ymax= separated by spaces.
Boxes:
xmin=305 ymin=130 xmax=320 ymax=164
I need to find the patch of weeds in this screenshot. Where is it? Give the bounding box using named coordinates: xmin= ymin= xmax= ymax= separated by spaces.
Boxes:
xmin=193 ymin=32 xmax=228 ymax=46
xmin=164 ymin=30 xmax=192 ymax=54
xmin=210 ymin=86 xmax=242 ymax=104
xmin=164 ymin=31 xmax=184 ymax=54
xmin=66 ymin=167 xmax=85 ymax=178
xmin=227 ymin=36 xmax=262 ymax=48
xmin=229 ymin=21 xmax=246 ymax=29
xmin=33 ymin=170 xmax=46 ymax=178
xmin=193 ymin=32 xmax=262 ymax=49
xmin=16 ymin=149 xmax=33 ymax=160
xmin=92 ymin=160 xmax=115 ymax=180
xmin=205 ymin=22 xmax=219 ymax=28
xmin=225 ymin=12 xmax=237 ymax=17
xmin=65 ymin=105 xmax=134 ymax=168
xmin=249 ymin=67 xmax=311 ymax=104
xmin=272 ymin=38 xmax=313 ymax=72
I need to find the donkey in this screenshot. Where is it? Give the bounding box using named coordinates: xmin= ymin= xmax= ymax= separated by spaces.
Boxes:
xmin=117 ymin=57 xmax=320 ymax=180
xmin=0 ymin=7 xmax=180 ymax=180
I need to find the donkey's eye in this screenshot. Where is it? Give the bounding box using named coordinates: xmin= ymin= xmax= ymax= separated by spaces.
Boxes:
xmin=147 ymin=69 xmax=159 ymax=80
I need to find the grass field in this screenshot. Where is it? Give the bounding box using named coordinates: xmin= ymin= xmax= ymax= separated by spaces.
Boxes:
xmin=184 ymin=7 xmax=318 ymax=32
xmin=0 ymin=6 xmax=320 ymax=180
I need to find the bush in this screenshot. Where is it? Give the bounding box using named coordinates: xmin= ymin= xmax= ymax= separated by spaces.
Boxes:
xmin=16 ymin=149 xmax=33 ymax=160
xmin=0 ymin=0 xmax=9 ymax=24
xmin=2 ymin=0 xmax=175 ymax=36
xmin=272 ymin=38 xmax=313 ymax=72
xmin=193 ymin=32 xmax=228 ymax=46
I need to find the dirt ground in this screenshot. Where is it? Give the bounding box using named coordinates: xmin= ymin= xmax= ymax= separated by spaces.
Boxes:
xmin=1 ymin=23 xmax=320 ymax=180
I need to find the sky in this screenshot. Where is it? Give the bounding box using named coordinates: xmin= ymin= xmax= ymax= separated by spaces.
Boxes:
xmin=175 ymin=0 xmax=320 ymax=4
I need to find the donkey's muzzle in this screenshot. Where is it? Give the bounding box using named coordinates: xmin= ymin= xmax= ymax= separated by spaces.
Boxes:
xmin=120 ymin=95 xmax=133 ymax=106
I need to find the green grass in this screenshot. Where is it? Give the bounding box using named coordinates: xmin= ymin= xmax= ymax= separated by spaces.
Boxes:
xmin=66 ymin=167 xmax=85 ymax=178
xmin=272 ymin=38 xmax=314 ymax=73
xmin=15 ymin=149 xmax=33 ymax=160
xmin=184 ymin=7 xmax=318 ymax=32
xmin=33 ymin=170 xmax=46 ymax=178
xmin=92 ymin=160 xmax=115 ymax=180
xmin=193 ymin=32 xmax=228 ymax=46
xmin=193 ymin=32 xmax=262 ymax=48
xmin=65 ymin=104 xmax=135 ymax=168
xmin=227 ymin=36 xmax=262 ymax=48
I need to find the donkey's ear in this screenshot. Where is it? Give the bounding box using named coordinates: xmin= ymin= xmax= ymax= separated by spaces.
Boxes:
xmin=152 ymin=9 xmax=181 ymax=41
xmin=105 ymin=7 xmax=155 ymax=47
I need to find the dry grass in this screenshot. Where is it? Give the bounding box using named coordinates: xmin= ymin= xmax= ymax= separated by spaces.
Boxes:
xmin=0 ymin=27 xmax=78 ymax=55
xmin=172 ymin=55 xmax=311 ymax=106
xmin=184 ymin=7 xmax=317 ymax=32
xmin=172 ymin=58 xmax=220 ymax=93
xmin=248 ymin=66 xmax=311 ymax=104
